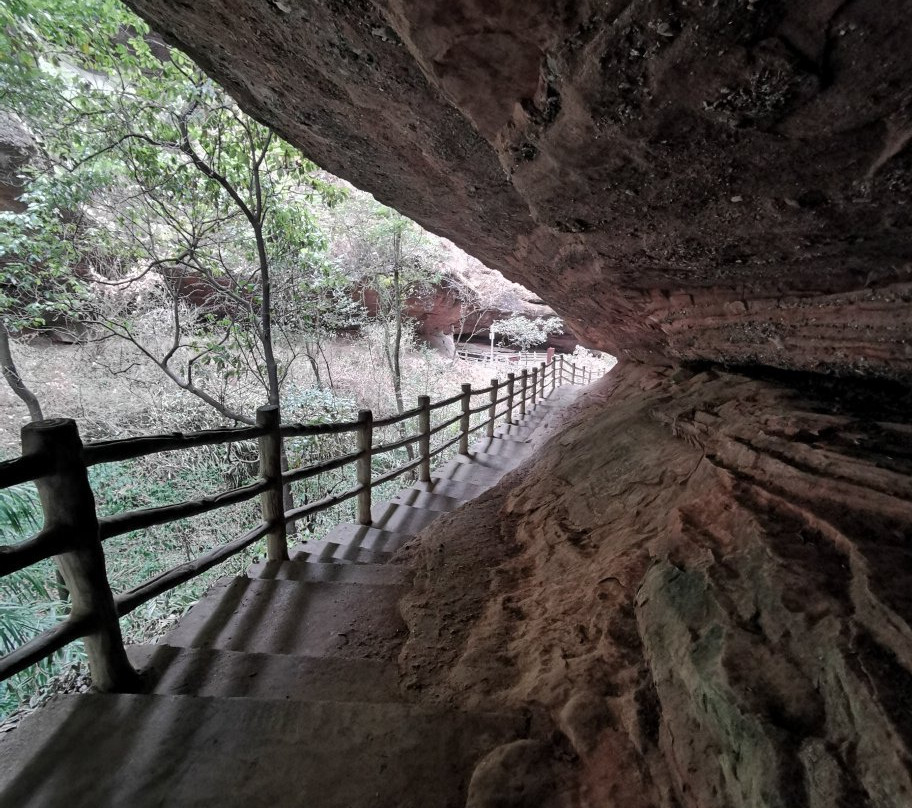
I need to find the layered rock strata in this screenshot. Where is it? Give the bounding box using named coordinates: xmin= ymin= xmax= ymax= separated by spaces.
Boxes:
xmin=399 ymin=366 xmax=912 ymax=807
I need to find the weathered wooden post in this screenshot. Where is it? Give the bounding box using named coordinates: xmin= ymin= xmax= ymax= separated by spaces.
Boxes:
xmin=418 ymin=395 xmax=432 ymax=483
xmin=506 ymin=373 xmax=516 ymax=425
xmin=257 ymin=405 xmax=288 ymax=562
xmin=459 ymin=383 xmax=471 ymax=455
xmin=487 ymin=378 xmax=498 ymax=438
xmin=540 ymin=361 xmax=547 ymax=398
xmin=519 ymin=370 xmax=528 ymax=419
xmin=531 ymin=366 xmax=538 ymax=406
xmin=551 ymin=357 xmax=557 ymax=392
xmin=22 ymin=419 xmax=137 ymax=692
xmin=356 ymin=409 xmax=373 ymax=525
xmin=571 ymin=362 xmax=577 ymax=385
xmin=559 ymin=354 xmax=566 ymax=386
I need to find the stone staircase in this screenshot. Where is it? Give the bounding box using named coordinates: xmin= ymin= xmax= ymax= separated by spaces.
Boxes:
xmin=0 ymin=385 xmax=581 ymax=808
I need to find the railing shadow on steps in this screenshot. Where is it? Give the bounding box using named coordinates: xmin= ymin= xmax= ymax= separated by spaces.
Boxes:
xmin=0 ymin=355 xmax=594 ymax=693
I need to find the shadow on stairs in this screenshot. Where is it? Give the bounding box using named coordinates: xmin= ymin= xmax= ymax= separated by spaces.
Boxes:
xmin=0 ymin=385 xmax=582 ymax=808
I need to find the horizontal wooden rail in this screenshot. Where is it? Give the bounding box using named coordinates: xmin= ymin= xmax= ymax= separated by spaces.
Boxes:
xmin=372 ymin=433 xmax=420 ymax=455
xmin=0 ymin=527 xmax=70 ymax=577
xmin=428 ymin=433 xmax=462 ymax=459
xmin=98 ymin=479 xmax=269 ymax=541
xmin=370 ymin=455 xmax=424 ymax=489
xmin=115 ymin=522 xmax=270 ymax=617
xmin=373 ymin=405 xmax=423 ymax=429
xmin=0 ymin=358 xmax=598 ymax=691
xmin=0 ymin=454 xmax=50 ymax=489
xmin=465 ymin=419 xmax=490 ymax=439
xmin=83 ymin=426 xmax=267 ymax=466
xmin=282 ymin=484 xmax=362 ymax=525
xmin=429 ymin=391 xmax=464 ymax=410
xmin=0 ymin=611 xmax=96 ymax=683
xmin=280 ymin=420 xmax=360 ymax=439
xmin=282 ymin=449 xmax=362 ymax=485
xmin=429 ymin=415 xmax=463 ymax=437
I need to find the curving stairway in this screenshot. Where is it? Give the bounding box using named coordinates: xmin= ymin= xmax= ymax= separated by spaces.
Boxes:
xmin=0 ymin=384 xmax=582 ymax=808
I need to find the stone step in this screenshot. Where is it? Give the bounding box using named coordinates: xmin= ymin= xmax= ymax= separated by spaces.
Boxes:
xmin=370 ymin=501 xmax=441 ymax=535
xmin=403 ymin=477 xmax=489 ymax=502
xmin=392 ymin=488 xmax=464 ymax=512
xmin=494 ymin=423 xmax=536 ymax=438
xmin=286 ymin=532 xmax=410 ymax=564
xmin=248 ymin=559 xmax=409 ymax=586
xmin=468 ymin=437 xmax=535 ymax=457
xmin=0 ymin=693 xmax=526 ymax=808
xmin=319 ymin=522 xmax=415 ymax=553
xmin=450 ymin=450 xmax=526 ymax=471
xmin=434 ymin=460 xmax=506 ymax=487
xmin=128 ymin=645 xmax=406 ymax=703
xmin=476 ymin=433 xmax=534 ymax=445
xmin=292 ymin=541 xmax=394 ymax=565
xmin=161 ymin=576 xmax=406 ymax=661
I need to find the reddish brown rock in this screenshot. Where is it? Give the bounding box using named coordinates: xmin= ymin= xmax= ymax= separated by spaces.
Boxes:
xmin=124 ymin=0 xmax=912 ymax=380
xmin=398 ymin=365 xmax=912 ymax=806
xmin=113 ymin=2 xmax=912 ymax=803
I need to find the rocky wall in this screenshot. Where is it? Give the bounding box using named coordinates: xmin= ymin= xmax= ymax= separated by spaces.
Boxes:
xmin=398 ymin=364 xmax=912 ymax=807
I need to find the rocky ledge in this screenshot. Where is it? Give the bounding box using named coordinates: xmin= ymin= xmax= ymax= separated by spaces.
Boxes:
xmin=398 ymin=365 xmax=912 ymax=807
xmin=125 ymin=0 xmax=912 ymax=381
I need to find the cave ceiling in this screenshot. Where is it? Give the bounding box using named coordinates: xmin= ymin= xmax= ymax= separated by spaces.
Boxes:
xmin=123 ymin=0 xmax=912 ymax=381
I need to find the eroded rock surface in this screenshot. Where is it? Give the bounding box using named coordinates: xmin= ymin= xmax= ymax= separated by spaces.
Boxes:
xmin=124 ymin=0 xmax=912 ymax=380
xmin=113 ymin=2 xmax=912 ymax=804
xmin=398 ymin=366 xmax=912 ymax=807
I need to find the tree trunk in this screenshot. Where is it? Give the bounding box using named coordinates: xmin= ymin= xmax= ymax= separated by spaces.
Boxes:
xmin=0 ymin=326 xmax=71 ymax=601
xmin=0 ymin=326 xmax=44 ymax=421
xmin=304 ymin=341 xmax=322 ymax=389
xmin=383 ymin=229 xmax=414 ymax=465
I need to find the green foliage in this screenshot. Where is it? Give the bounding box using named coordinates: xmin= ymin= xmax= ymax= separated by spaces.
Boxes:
xmin=492 ymin=315 xmax=564 ymax=351
xmin=0 ymin=485 xmax=81 ymax=719
xmin=0 ymin=0 xmax=357 ymax=415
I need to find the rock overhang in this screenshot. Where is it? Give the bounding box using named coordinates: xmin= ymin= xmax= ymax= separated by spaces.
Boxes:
xmin=123 ymin=0 xmax=912 ymax=381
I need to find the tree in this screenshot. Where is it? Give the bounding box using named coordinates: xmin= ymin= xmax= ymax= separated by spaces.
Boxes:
xmin=491 ymin=314 xmax=564 ymax=352
xmin=0 ymin=0 xmax=347 ymax=425
xmin=327 ymin=193 xmax=441 ymax=416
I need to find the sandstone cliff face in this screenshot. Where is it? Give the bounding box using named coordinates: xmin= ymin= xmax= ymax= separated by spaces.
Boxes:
xmin=399 ymin=367 xmax=912 ymax=807
xmin=116 ymin=2 xmax=912 ymax=804
xmin=124 ymin=0 xmax=912 ymax=381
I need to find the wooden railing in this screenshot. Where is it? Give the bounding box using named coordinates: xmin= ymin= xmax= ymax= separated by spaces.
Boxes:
xmin=0 ymin=355 xmax=594 ymax=691
xmin=455 ymin=348 xmax=550 ymax=365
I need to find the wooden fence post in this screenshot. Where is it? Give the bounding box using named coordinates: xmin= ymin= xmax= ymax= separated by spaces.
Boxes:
xmin=459 ymin=383 xmax=471 ymax=455
xmin=21 ymin=419 xmax=137 ymax=692
xmin=531 ymin=366 xmax=538 ymax=406
xmin=356 ymin=409 xmax=373 ymax=525
xmin=519 ymin=370 xmax=528 ymax=418
xmin=257 ymin=405 xmax=288 ymax=562
xmin=506 ymin=373 xmax=516 ymax=425
xmin=559 ymin=354 xmax=565 ymax=386
xmin=551 ymin=357 xmax=557 ymax=392
xmin=540 ymin=361 xmax=547 ymax=398
xmin=487 ymin=379 xmax=498 ymax=438
xmin=571 ymin=362 xmax=577 ymax=385
xmin=418 ymin=395 xmax=431 ymax=483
